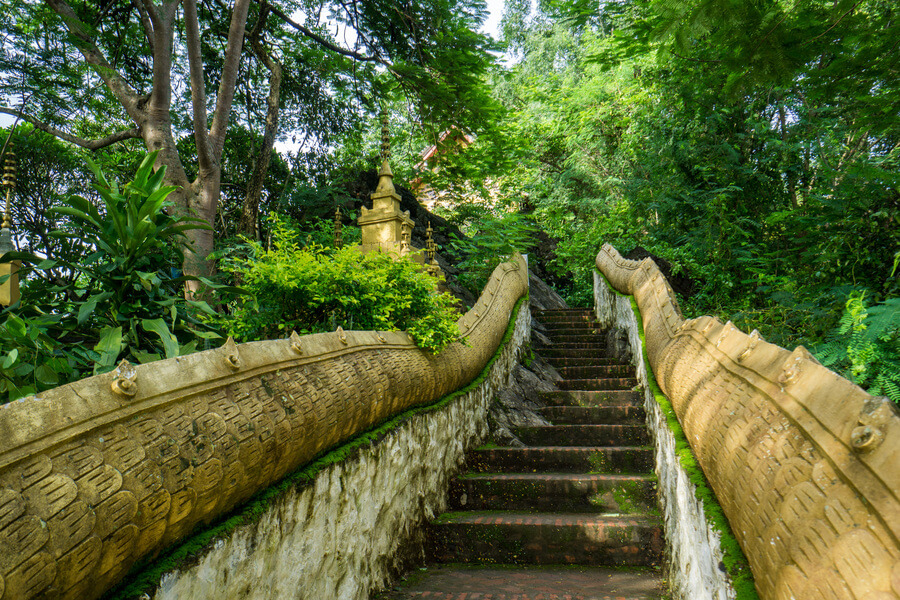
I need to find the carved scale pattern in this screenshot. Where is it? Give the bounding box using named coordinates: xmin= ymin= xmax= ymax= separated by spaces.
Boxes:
xmin=597 ymin=243 xmax=900 ymax=600
xmin=0 ymin=257 xmax=528 ymax=600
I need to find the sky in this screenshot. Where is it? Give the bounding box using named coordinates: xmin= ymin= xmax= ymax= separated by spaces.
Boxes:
xmin=483 ymin=0 xmax=506 ymax=39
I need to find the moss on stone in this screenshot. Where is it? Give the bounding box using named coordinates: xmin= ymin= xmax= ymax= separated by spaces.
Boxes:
xmin=104 ymin=295 xmax=529 ymax=600
xmin=596 ymin=270 xmax=759 ymax=600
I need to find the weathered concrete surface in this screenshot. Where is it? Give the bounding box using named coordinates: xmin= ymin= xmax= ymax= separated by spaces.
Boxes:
xmin=596 ymin=243 xmax=900 ymax=600
xmin=153 ymin=300 xmax=532 ymax=600
xmin=594 ymin=270 xmax=735 ymax=600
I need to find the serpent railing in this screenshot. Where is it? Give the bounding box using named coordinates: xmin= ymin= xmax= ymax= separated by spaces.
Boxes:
xmin=596 ymin=243 xmax=900 ymax=600
xmin=0 ymin=254 xmax=529 ymax=600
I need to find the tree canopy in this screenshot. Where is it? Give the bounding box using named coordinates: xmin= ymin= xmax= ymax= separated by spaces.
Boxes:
xmin=0 ymin=0 xmax=498 ymax=281
xmin=0 ymin=0 xmax=897 ymax=400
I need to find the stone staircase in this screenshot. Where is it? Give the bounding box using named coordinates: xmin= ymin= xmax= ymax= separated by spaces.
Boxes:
xmin=378 ymin=308 xmax=664 ymax=599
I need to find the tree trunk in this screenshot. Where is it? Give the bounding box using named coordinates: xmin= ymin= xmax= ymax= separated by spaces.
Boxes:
xmin=238 ymin=6 xmax=283 ymax=239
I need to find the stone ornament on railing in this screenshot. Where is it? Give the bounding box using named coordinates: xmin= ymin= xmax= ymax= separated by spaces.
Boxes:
xmin=0 ymin=254 xmax=529 ymax=600
xmin=596 ymin=242 xmax=900 ymax=600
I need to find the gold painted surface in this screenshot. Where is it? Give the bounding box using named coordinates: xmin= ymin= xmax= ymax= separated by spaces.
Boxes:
xmin=0 ymin=255 xmax=528 ymax=600
xmin=596 ymin=243 xmax=900 ymax=600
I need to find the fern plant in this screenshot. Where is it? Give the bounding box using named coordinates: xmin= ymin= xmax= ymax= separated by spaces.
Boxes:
xmin=815 ymin=292 xmax=900 ymax=404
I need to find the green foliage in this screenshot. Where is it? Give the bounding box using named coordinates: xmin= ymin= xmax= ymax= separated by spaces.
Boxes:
xmin=0 ymin=312 xmax=90 ymax=400
xmin=0 ymin=152 xmax=224 ymax=402
xmin=450 ymin=212 xmax=536 ymax=294
xmin=213 ymin=214 xmax=459 ymax=353
xmin=481 ymin=0 xmax=899 ymax=354
xmin=815 ymin=293 xmax=900 ymax=404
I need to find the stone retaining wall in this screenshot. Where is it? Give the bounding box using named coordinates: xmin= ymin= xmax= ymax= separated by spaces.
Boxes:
xmin=596 ymin=243 xmax=900 ymax=600
xmin=0 ymin=255 xmax=529 ymax=600
xmin=152 ymin=298 xmax=531 ymax=600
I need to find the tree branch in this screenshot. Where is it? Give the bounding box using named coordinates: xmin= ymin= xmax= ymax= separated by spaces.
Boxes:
xmin=132 ymin=0 xmax=156 ymax=53
xmin=183 ymin=0 xmax=214 ymax=173
xmin=802 ymin=0 xmax=866 ymax=47
xmin=670 ymin=49 xmax=722 ymax=63
xmin=208 ymin=0 xmax=252 ymax=161
xmin=265 ymin=1 xmax=390 ymax=66
xmin=0 ymin=107 xmax=141 ymax=150
xmin=45 ymin=0 xmax=144 ymax=120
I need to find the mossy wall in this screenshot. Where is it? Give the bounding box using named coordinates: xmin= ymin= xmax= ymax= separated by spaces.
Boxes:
xmin=128 ymin=298 xmax=531 ymax=600
xmin=594 ymin=270 xmax=753 ymax=600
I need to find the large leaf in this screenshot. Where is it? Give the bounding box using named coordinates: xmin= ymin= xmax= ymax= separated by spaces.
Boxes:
xmin=77 ymin=292 xmax=112 ymax=325
xmin=94 ymin=326 xmax=124 ymax=370
xmin=141 ymin=318 xmax=180 ymax=359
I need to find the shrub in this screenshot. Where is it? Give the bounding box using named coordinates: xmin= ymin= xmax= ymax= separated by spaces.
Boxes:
xmin=815 ymin=292 xmax=900 ymax=404
xmin=213 ymin=215 xmax=460 ymax=353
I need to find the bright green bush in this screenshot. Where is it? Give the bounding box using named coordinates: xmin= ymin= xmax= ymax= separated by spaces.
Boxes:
xmin=213 ymin=215 xmax=460 ymax=353
xmin=815 ymin=292 xmax=900 ymax=404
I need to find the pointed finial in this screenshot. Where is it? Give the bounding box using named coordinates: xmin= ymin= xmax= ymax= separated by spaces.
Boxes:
xmin=380 ymin=110 xmax=391 ymax=161
xmin=374 ymin=109 xmax=396 ymax=196
xmin=400 ymin=223 xmax=411 ymax=252
xmin=426 ymin=223 xmax=436 ymax=262
xmin=2 ymin=144 xmax=16 ymax=230
xmin=332 ymin=207 xmax=343 ymax=248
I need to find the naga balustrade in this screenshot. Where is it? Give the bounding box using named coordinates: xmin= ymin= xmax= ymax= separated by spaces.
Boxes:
xmin=0 ymin=254 xmax=529 ymax=600
xmin=596 ymin=243 xmax=900 ymax=600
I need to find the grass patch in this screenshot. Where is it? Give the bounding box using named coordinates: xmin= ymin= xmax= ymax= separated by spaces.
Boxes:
xmin=596 ymin=270 xmax=759 ymax=600
xmin=104 ymin=294 xmax=528 ymax=600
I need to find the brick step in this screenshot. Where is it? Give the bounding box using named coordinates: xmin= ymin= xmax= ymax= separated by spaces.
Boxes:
xmin=540 ymin=405 xmax=645 ymax=425
xmin=558 ymin=378 xmax=639 ymax=391
xmin=515 ymin=425 xmax=650 ymax=447
xmin=539 ymin=390 xmax=643 ymax=407
xmin=533 ymin=310 xmax=597 ymax=322
xmin=544 ymin=357 xmax=621 ymax=367
xmin=556 ymin=365 xmax=635 ymax=379
xmin=468 ymin=447 xmax=654 ymax=475
xmin=374 ymin=564 xmax=664 ymax=600
xmin=427 ymin=512 xmax=663 ymax=566
xmin=539 ymin=342 xmax=609 ymax=352
xmin=540 ymin=321 xmax=602 ymax=330
xmin=448 ymin=473 xmax=658 ymax=513
xmin=543 ymin=334 xmax=607 ymax=344
xmin=540 ymin=348 xmax=613 ymax=359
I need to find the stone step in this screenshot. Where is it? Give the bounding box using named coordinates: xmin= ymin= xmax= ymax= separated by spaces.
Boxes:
xmin=556 ymin=365 xmax=635 ymax=379
xmin=539 ymin=390 xmax=643 ymax=407
xmin=543 ymin=334 xmax=607 ymax=345
xmin=427 ymin=511 xmax=663 ymax=566
xmin=544 ymin=356 xmax=621 ymax=367
xmin=558 ymin=378 xmax=639 ymax=391
xmin=540 ymin=321 xmax=602 ymax=330
xmin=515 ymin=425 xmax=650 ymax=447
xmin=448 ymin=473 xmax=658 ymax=513
xmin=535 ymin=344 xmax=609 ymax=358
xmin=374 ymin=564 xmax=664 ymax=600
xmin=540 ymin=405 xmax=645 ymax=425
xmin=468 ymin=447 xmax=654 ymax=475
xmin=534 ymin=314 xmax=596 ymax=324
xmin=535 ymin=309 xmax=594 ymax=316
